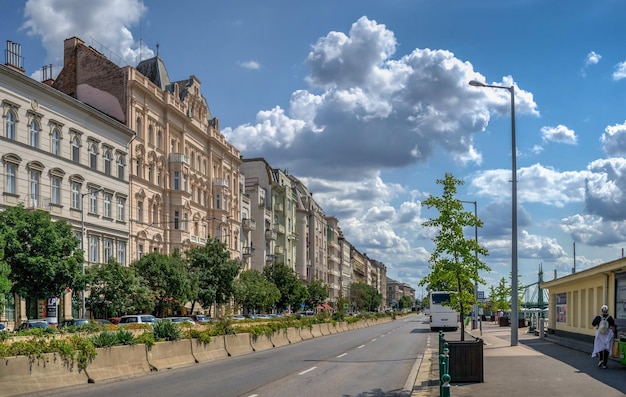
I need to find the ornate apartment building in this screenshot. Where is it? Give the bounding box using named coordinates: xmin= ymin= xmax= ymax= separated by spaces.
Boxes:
xmin=325 ymin=216 xmax=342 ymax=299
xmin=0 ymin=42 xmax=135 ymax=323
xmin=52 ymin=37 xmax=243 ymax=262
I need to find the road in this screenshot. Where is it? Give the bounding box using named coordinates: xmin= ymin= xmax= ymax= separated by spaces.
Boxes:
xmin=37 ymin=314 xmax=430 ymax=397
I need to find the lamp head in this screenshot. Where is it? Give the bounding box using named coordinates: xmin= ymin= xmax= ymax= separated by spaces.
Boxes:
xmin=469 ymin=80 xmax=485 ymax=87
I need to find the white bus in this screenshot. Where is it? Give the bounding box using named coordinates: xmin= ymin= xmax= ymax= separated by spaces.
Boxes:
xmin=429 ymin=291 xmax=459 ymax=331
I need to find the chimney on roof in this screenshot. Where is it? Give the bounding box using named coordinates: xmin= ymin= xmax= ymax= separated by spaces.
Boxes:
xmin=41 ymin=64 xmax=54 ymax=85
xmin=4 ymin=40 xmax=25 ymax=73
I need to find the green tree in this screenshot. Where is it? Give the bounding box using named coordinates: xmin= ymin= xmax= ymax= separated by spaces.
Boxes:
xmin=186 ymin=238 xmax=241 ymax=314
xmin=0 ymin=234 xmax=12 ymax=315
xmin=0 ymin=206 xmax=83 ymax=300
xmin=131 ymin=251 xmax=194 ymax=317
xmin=233 ymin=269 xmax=280 ymax=314
xmin=263 ymin=262 xmax=308 ymax=312
xmin=350 ymin=282 xmax=382 ymax=312
xmin=419 ymin=173 xmax=490 ymax=340
xmin=489 ymin=277 xmax=511 ymax=313
xmin=85 ymin=259 xmax=153 ymax=317
xmin=306 ymin=279 xmax=329 ymax=309
xmin=399 ymin=295 xmax=414 ymax=310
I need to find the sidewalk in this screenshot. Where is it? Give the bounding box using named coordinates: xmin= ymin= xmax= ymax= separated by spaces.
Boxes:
xmin=411 ymin=321 xmax=626 ymax=397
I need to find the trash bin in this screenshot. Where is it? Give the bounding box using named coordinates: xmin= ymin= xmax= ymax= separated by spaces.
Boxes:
xmin=444 ymin=337 xmax=484 ymax=383
xmin=619 ymin=338 xmax=626 ymax=366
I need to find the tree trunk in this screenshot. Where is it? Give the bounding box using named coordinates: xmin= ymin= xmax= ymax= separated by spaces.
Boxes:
xmin=457 ymin=274 xmax=464 ymax=341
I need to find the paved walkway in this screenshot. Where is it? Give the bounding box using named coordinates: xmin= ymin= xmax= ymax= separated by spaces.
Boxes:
xmin=411 ymin=320 xmax=626 ymax=397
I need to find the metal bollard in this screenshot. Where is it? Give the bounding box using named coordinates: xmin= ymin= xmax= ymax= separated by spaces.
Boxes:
xmin=439 ymin=354 xmax=446 ymax=397
xmin=441 ymin=373 xmax=451 ymax=397
xmin=539 ymin=318 xmax=545 ymax=338
xmin=439 ymin=330 xmax=444 ymax=355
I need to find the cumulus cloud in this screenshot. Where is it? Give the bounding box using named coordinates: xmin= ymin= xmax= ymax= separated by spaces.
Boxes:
xmin=21 ymin=0 xmax=151 ymax=68
xmin=600 ymin=120 xmax=626 ymax=155
xmin=541 ymin=125 xmax=577 ymax=145
xmin=613 ymin=61 xmax=626 ymax=81
xmin=581 ymin=51 xmax=601 ymax=76
xmin=239 ymin=60 xmax=261 ymax=70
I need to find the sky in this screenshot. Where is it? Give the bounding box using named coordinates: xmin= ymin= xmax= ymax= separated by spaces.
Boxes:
xmin=4 ymin=0 xmax=626 ymax=299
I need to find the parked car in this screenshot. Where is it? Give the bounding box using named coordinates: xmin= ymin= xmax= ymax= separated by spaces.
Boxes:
xmin=163 ymin=316 xmax=196 ymax=326
xmin=94 ymin=319 xmax=113 ymax=326
xmin=108 ymin=317 xmax=121 ymax=325
xmin=231 ymin=315 xmax=246 ymax=321
xmin=58 ymin=319 xmax=91 ymax=329
xmin=15 ymin=319 xmax=49 ymax=331
xmin=190 ymin=314 xmax=212 ymax=324
xmin=118 ymin=314 xmax=157 ymax=325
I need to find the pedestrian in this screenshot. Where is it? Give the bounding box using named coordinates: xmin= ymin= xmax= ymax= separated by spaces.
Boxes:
xmin=591 ymin=304 xmax=617 ymax=369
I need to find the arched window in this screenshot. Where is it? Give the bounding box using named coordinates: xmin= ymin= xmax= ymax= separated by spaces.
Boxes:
xmin=104 ymin=150 xmax=112 ymax=175
xmin=136 ymin=117 xmax=142 ymax=140
xmin=148 ymin=125 xmax=154 ymax=145
xmin=5 ymin=109 xmax=16 ymax=140
xmin=89 ymin=144 xmax=98 ymax=169
xmin=51 ymin=128 xmax=60 ymax=155
xmin=30 ymin=119 xmax=39 ymax=148
xmin=71 ymin=136 xmax=80 ymax=162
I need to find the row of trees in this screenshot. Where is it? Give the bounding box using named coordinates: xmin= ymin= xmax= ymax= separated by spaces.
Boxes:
xmin=0 ymin=205 xmax=387 ymax=319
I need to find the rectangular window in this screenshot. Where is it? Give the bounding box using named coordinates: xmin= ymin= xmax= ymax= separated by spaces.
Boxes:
xmin=117 ymin=197 xmax=125 ymax=222
xmin=51 ymin=176 xmax=61 ymax=205
xmin=174 ymin=211 xmax=179 ymax=230
xmin=71 ymin=182 xmax=80 ymax=209
xmin=6 ymin=163 xmax=16 ymax=194
xmin=183 ymin=213 xmax=188 ymax=232
xmin=138 ymin=244 xmax=144 ymax=259
xmin=216 ymin=194 xmax=221 ymax=209
xmin=556 ymin=293 xmax=567 ymax=324
xmin=183 ymin=174 xmax=188 ymax=191
xmin=29 ymin=170 xmax=40 ymax=207
xmin=174 ymin=171 xmax=180 ymax=190
xmin=89 ymin=235 xmax=99 ymax=262
xmin=117 ymin=156 xmax=125 ymax=180
xmin=104 ymin=238 xmax=113 ymax=262
xmin=157 ymin=169 xmax=161 ymax=186
xmin=137 ymin=202 xmax=143 ymax=223
xmin=117 ymin=241 xmax=126 ymax=265
xmin=104 ymin=193 xmax=112 ymax=218
xmin=89 ymin=189 xmax=98 ymax=213
xmin=148 ymin=165 xmax=153 ymax=183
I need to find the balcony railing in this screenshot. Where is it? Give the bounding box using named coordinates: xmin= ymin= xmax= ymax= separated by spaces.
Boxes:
xmin=274 ymin=202 xmax=284 ymax=212
xmin=274 ymin=245 xmax=284 ymax=255
xmin=24 ymin=195 xmax=50 ymax=210
xmin=168 ymin=153 xmax=189 ymax=165
xmin=273 ymin=224 xmax=285 ymax=234
xmin=190 ymin=235 xmax=207 ymax=245
xmin=213 ymin=178 xmax=229 ymax=189
xmin=242 ymin=246 xmax=255 ymax=257
xmin=265 ymin=229 xmax=277 ymax=240
xmin=265 ymin=254 xmax=276 ymax=263
xmin=242 ymin=218 xmax=257 ymax=231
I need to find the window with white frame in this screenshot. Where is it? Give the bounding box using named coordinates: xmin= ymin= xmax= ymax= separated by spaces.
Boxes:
xmin=71 ymin=182 xmax=80 ymax=209
xmin=51 ymin=128 xmax=60 ymax=155
xmin=89 ymin=235 xmax=99 ymax=262
xmin=117 ymin=196 xmax=125 ymax=221
xmin=104 ymin=193 xmax=112 ymax=218
xmin=137 ymin=201 xmax=143 ymax=223
xmin=30 ymin=119 xmax=39 ymax=148
xmin=116 ymin=241 xmax=126 ymax=265
xmin=103 ymin=238 xmax=113 ymax=262
xmin=117 ymin=155 xmax=125 ymax=180
xmin=51 ymin=175 xmax=61 ymax=205
xmin=89 ymin=144 xmax=98 ymax=169
xmin=5 ymin=109 xmax=16 ymax=140
xmin=138 ymin=244 xmax=144 ymax=259
xmin=5 ymin=162 xmax=17 ymax=194
xmin=71 ymin=136 xmax=80 ymax=162
xmin=104 ymin=150 xmax=112 ymax=175
xmin=29 ymin=169 xmax=40 ymax=207
xmin=89 ymin=188 xmax=99 ymax=213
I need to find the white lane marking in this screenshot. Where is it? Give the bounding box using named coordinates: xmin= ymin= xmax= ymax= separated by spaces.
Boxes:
xmin=358 ymin=344 xmax=365 ymax=349
xmin=337 ymin=353 xmax=348 ymax=358
xmin=248 ymin=395 xmax=259 ymax=397
xmin=371 ymin=338 xmax=377 ymax=341
xmin=299 ymin=366 xmax=317 ymax=375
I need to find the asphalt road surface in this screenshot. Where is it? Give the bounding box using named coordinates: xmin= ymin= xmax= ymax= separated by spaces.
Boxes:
xmin=36 ymin=314 xmax=431 ymax=397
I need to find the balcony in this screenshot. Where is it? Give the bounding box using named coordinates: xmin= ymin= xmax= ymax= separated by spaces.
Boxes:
xmin=24 ymin=195 xmax=50 ymax=210
xmin=274 ymin=245 xmax=284 ymax=255
xmin=265 ymin=229 xmax=277 ymax=240
xmin=273 ymin=223 xmax=285 ymax=235
xmin=242 ymin=218 xmax=257 ymax=231
xmin=190 ymin=235 xmax=207 ymax=245
xmin=242 ymin=246 xmax=255 ymax=257
xmin=213 ymin=178 xmax=229 ymax=189
xmin=168 ymin=153 xmax=189 ymax=165
xmin=274 ymin=202 xmax=284 ymax=212
xmin=327 ymin=254 xmax=340 ymax=264
xmin=265 ymin=254 xmax=276 ymax=263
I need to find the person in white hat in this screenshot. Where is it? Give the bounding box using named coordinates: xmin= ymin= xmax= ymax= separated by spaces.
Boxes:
xmin=591 ymin=305 xmax=616 ymax=369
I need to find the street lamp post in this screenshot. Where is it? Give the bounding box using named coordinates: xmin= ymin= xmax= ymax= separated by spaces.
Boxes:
xmin=81 ymin=187 xmax=104 ymax=320
xmin=469 ymin=79 xmax=518 ymax=346
xmin=460 ymin=200 xmax=479 ymax=332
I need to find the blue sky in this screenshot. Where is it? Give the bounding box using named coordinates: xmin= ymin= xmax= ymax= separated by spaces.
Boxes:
xmin=4 ymin=0 xmax=626 ymax=297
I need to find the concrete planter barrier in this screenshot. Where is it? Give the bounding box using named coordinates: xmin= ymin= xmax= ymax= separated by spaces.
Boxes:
xmin=336 ymin=321 xmax=348 ymax=332
xmin=85 ymin=344 xmax=151 ymax=382
xmin=319 ymin=323 xmax=330 ymax=335
xmin=191 ymin=336 xmax=228 ymax=362
xmin=250 ymin=334 xmax=274 ymax=351
xmin=147 ymin=340 xmax=197 ymax=370
xmin=0 ymin=353 xmax=89 ymax=396
xmin=224 ymin=333 xmax=254 ymax=356
xmin=300 ymin=326 xmax=314 ymax=340
xmin=286 ymin=327 xmax=302 ymax=344
xmin=327 ymin=322 xmax=338 ymax=334
xmin=310 ymin=323 xmax=324 ymax=337
xmin=271 ymin=329 xmax=290 ymax=347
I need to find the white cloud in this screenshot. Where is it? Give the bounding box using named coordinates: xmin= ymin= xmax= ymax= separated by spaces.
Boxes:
xmin=239 ymin=60 xmax=261 ymax=70
xmin=613 ymin=61 xmax=626 ymax=81
xmin=21 ymin=0 xmax=151 ymax=67
xmin=541 ymin=125 xmax=577 ymax=145
xmin=600 ymin=120 xmax=626 ymax=155
xmin=585 ymin=51 xmax=601 ymax=66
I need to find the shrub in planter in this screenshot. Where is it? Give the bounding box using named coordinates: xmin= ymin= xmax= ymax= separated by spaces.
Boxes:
xmin=133 ymin=331 xmax=155 ymax=348
xmin=152 ymin=320 xmax=182 ymax=341
xmin=90 ymin=331 xmax=119 ymax=348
